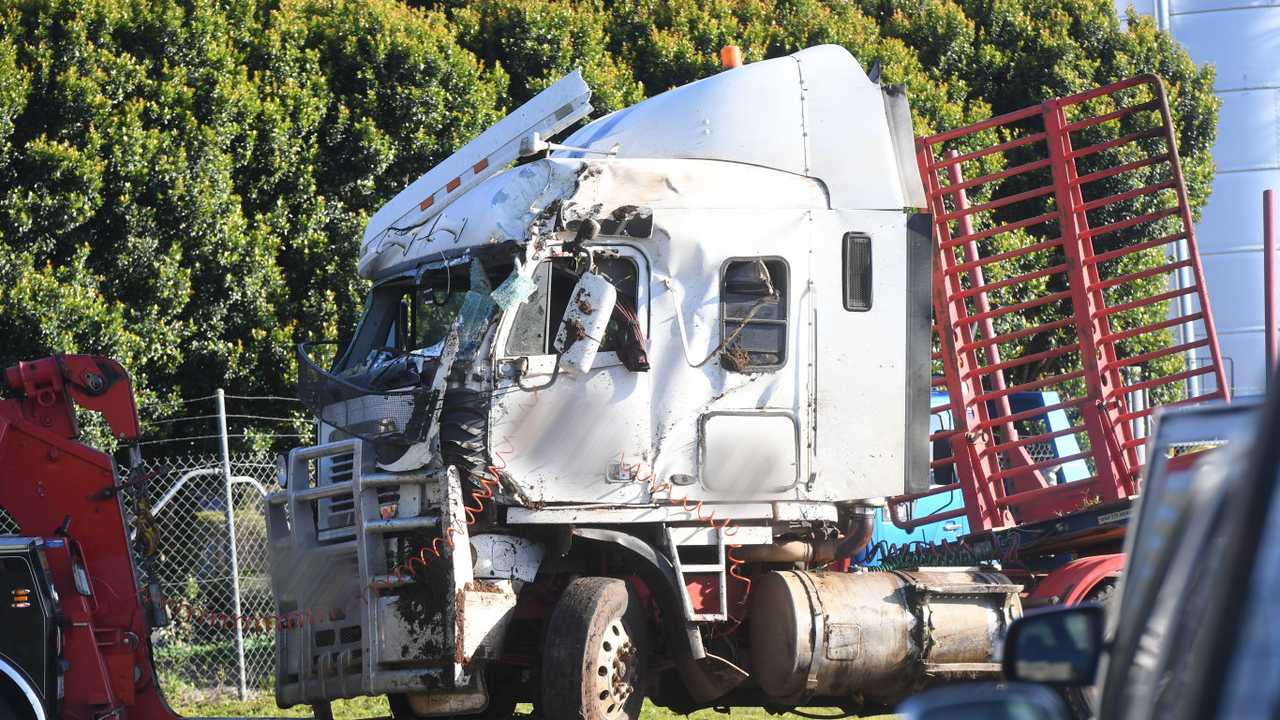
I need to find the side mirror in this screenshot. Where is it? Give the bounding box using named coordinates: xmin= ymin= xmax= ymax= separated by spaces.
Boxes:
xmin=1003 ymin=604 xmax=1106 ymax=686
xmin=897 ymin=682 xmax=1069 ymax=720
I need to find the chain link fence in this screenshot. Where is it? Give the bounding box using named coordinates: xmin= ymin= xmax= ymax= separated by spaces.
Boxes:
xmin=0 ymin=506 xmax=20 ymax=535
xmin=123 ymin=451 xmax=282 ymax=700
xmin=114 ymin=389 xmax=310 ymax=709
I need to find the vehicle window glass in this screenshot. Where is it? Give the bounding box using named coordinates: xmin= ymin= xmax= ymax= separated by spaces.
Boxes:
xmin=1148 ymin=492 xmax=1235 ymax=719
xmin=411 ymin=286 xmax=466 ymax=352
xmin=333 ymin=274 xmax=469 ymax=388
xmin=721 ymin=258 xmax=788 ymax=371
xmin=367 ymin=282 xmax=468 ymax=358
xmin=1214 ymin=465 xmax=1280 ymax=720
xmin=504 ymin=255 xmax=638 ymax=356
xmin=504 ymin=262 xmax=551 ymax=356
xmin=1099 ymin=444 xmax=1241 ymax=720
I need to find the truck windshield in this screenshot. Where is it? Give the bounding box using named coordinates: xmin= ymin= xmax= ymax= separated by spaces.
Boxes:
xmin=336 ymin=268 xmax=472 ymax=378
xmin=394 ymin=283 xmax=467 ymax=356
xmin=295 ymin=264 xmax=483 ymax=452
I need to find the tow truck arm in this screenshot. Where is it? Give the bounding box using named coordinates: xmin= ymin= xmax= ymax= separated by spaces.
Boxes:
xmin=4 ymin=355 xmax=141 ymax=444
xmin=0 ymin=355 xmax=177 ymax=720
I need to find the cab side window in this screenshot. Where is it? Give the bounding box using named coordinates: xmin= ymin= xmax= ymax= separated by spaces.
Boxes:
xmin=504 ymin=262 xmax=551 ymax=356
xmin=720 ymin=258 xmax=788 ymax=372
xmin=504 ymin=256 xmax=639 ymax=356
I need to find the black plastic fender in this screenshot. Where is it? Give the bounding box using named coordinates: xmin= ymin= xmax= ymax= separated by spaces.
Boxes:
xmin=567 ymin=528 xmax=749 ymax=704
xmin=569 ymin=528 xmax=705 ymax=660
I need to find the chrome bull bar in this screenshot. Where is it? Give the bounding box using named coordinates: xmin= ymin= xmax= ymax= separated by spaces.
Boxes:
xmin=266 ymin=439 xmax=479 ymax=706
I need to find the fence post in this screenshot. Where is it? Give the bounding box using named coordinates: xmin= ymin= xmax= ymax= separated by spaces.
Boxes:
xmin=216 ymin=389 xmax=249 ymax=700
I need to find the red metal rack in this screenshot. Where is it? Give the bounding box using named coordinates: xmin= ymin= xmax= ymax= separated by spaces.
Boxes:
xmin=893 ymin=75 xmax=1229 ymax=534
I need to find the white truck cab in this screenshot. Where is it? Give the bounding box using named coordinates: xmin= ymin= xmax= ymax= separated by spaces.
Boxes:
xmin=268 ymin=45 xmax=1019 ymax=720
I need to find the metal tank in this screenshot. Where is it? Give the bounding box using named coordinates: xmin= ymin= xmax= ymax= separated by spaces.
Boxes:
xmin=748 ymin=569 xmax=1022 ymax=707
xmin=1119 ymin=0 xmax=1280 ymax=397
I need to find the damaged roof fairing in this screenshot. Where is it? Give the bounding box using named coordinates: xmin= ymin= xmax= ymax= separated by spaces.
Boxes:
xmin=569 ymin=159 xmax=829 ymax=211
xmin=360 ymin=156 xmax=832 ymax=282
xmin=358 ymin=158 xmax=583 ymax=281
xmin=361 ymin=70 xmax=593 ymax=272
xmin=358 ymin=44 xmax=924 ymax=281
xmin=556 ymin=44 xmax=922 ymax=212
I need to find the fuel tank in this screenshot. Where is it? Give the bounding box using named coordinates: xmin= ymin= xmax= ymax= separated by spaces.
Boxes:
xmin=748 ymin=569 xmax=1022 ymax=706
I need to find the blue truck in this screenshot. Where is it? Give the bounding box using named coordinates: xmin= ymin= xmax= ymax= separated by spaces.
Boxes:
xmin=863 ymin=390 xmax=1091 ymax=560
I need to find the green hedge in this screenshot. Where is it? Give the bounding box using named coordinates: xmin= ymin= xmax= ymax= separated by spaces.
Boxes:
xmin=0 ymin=0 xmax=1216 ymax=411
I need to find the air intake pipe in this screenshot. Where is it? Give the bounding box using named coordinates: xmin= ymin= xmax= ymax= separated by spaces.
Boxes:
xmin=732 ymin=504 xmax=876 ymax=565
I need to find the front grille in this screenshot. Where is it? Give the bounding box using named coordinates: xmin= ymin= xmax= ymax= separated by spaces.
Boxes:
xmin=317 ymin=450 xmax=357 ymax=538
xmin=316 ymin=441 xmax=400 ymax=542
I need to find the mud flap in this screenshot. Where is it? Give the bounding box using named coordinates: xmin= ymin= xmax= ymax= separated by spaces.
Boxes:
xmin=456 ymin=582 xmax=519 ymax=664
xmin=676 ymin=653 xmax=751 ymax=704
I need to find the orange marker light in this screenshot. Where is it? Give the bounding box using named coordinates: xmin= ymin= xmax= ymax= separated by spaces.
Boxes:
xmin=720 ymin=45 xmax=743 ymax=70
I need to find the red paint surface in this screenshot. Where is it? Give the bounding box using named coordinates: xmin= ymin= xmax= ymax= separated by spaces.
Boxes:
xmin=1 ymin=357 xmax=177 ymax=720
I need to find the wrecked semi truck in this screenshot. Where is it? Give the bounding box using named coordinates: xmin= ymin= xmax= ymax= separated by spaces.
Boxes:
xmin=269 ymin=45 xmax=1016 ymax=719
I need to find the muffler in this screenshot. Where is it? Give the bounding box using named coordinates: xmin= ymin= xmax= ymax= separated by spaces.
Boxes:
xmin=748 ymin=569 xmax=1021 ymax=706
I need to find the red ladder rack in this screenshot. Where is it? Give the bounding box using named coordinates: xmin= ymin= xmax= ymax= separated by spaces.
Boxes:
xmin=893 ymin=75 xmax=1229 ymax=534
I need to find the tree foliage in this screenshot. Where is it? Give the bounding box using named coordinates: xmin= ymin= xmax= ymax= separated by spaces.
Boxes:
xmin=0 ymin=0 xmax=504 ymax=421
xmin=0 ymin=0 xmax=1216 ymax=435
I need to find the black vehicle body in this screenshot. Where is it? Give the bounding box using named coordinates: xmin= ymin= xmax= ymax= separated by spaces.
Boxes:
xmin=0 ymin=537 xmax=62 ymax=720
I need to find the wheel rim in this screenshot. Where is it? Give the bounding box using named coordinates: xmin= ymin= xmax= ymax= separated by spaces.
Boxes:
xmin=591 ymin=618 xmax=638 ymax=718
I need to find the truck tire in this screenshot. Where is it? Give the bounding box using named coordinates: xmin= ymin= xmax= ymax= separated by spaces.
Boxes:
xmin=1062 ymin=579 xmax=1118 ymax=720
xmin=541 ymin=577 xmax=649 ymax=720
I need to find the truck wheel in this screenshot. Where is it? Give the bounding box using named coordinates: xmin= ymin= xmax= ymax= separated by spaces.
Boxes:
xmin=440 ymin=388 xmax=488 ymax=473
xmin=1062 ymin=579 xmax=1118 ymax=719
xmin=541 ymin=577 xmax=648 ymax=720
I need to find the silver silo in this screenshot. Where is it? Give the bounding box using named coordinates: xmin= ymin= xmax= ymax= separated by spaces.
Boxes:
xmin=1118 ymin=0 xmax=1280 ymax=397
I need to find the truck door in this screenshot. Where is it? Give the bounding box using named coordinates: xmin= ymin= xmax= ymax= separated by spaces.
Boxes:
xmin=489 ymin=245 xmax=652 ymax=504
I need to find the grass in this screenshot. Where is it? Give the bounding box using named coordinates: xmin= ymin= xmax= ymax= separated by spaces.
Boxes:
xmin=169 ymin=691 xmax=893 ymax=719
xmin=162 ymin=668 xmax=895 ymax=719
xmin=172 ymin=692 xmax=385 ymax=718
